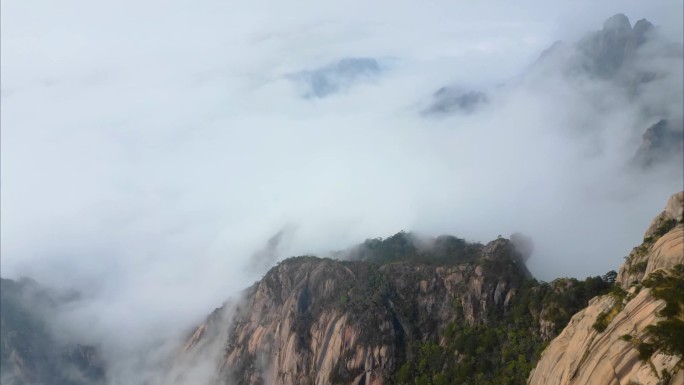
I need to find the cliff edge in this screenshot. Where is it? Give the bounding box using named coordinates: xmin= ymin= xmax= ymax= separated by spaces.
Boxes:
xmin=529 ymin=191 xmax=684 ymax=385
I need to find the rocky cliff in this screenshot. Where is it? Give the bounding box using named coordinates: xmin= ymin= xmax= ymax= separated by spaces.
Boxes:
xmin=184 ymin=237 xmax=525 ymax=385
xmin=7 ymin=193 xmax=679 ymax=385
xmin=532 ymin=13 xmax=673 ymax=82
xmin=173 ymin=193 xmax=683 ymax=385
xmin=174 ymin=231 xmax=614 ymax=385
xmin=529 ymin=191 xmax=684 ymax=385
xmin=618 ymin=192 xmax=684 ymax=288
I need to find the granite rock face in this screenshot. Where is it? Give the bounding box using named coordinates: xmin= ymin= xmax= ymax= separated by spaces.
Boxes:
xmin=530 ymin=191 xmax=684 ymax=385
xmin=171 ymin=191 xmax=683 ymax=385
xmin=575 ymin=13 xmax=651 ymax=78
xmin=176 ymin=237 xmax=534 ymax=385
xmin=533 ymin=13 xmax=664 ymax=81
xmin=618 ymin=191 xmax=684 ymax=288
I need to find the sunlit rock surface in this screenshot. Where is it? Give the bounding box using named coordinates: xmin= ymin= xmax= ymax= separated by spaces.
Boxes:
xmin=530 ymin=191 xmax=684 ymax=385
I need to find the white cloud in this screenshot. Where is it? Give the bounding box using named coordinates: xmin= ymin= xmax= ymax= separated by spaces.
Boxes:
xmin=1 ymin=0 xmax=682 ymax=383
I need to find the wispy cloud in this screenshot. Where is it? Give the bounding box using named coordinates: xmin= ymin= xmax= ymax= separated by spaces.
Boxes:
xmin=1 ymin=0 xmax=682 ymax=383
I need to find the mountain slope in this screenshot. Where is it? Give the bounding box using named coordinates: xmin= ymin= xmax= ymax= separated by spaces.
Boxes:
xmin=174 ymin=233 xmax=614 ymax=385
xmin=0 ymin=278 xmax=106 ymax=385
xmin=529 ymin=191 xmax=684 ymax=385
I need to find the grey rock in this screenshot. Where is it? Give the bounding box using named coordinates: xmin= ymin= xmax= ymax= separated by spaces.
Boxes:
xmin=633 ymin=119 xmax=684 ymax=168
xmin=423 ymin=88 xmax=487 ymax=115
xmin=289 ymin=58 xmax=381 ymax=98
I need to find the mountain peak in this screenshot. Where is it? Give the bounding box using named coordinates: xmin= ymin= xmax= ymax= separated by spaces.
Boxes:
xmin=632 ymin=18 xmax=654 ymax=35
xmin=602 ymin=13 xmax=632 ymax=32
xmin=531 ymin=192 xmax=684 ymax=385
xmin=531 ymin=12 xmax=666 ymax=80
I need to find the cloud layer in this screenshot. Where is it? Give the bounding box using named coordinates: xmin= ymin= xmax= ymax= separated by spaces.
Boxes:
xmin=1 ymin=1 xmax=682 ymax=383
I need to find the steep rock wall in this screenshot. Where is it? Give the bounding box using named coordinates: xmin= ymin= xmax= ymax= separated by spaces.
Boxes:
xmin=179 ymin=239 xmax=528 ymax=385
xmin=530 ymin=192 xmax=684 ymax=385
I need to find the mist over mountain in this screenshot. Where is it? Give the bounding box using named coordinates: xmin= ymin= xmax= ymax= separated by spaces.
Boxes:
xmin=1 ymin=2 xmax=683 ymax=385
xmin=289 ymin=58 xmax=382 ymax=98
xmin=426 ymin=12 xmax=683 ymax=169
xmin=635 ymin=119 xmax=684 ymax=168
xmin=161 ymin=192 xmax=684 ymax=385
xmin=1 ymin=278 xmax=105 ymax=385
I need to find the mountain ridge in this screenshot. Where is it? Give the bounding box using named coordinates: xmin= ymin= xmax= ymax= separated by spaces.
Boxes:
xmin=171 ymin=233 xmax=617 ymax=384
xmin=168 ymin=191 xmax=683 ymax=385
xmin=1 ymin=12 xmax=682 ymax=385
xmin=3 ymin=191 xmax=681 ymax=385
xmin=529 ymin=191 xmax=684 ymax=385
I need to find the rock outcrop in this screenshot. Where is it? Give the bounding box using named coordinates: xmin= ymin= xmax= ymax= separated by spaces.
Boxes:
xmin=575 ymin=13 xmax=653 ymax=78
xmin=170 ymin=188 xmax=683 ymax=385
xmin=176 ymin=235 xmax=543 ymax=385
xmin=618 ymin=191 xmax=684 ymax=288
xmin=531 ymin=14 xmax=683 ymax=170
xmin=221 ymin=251 xmax=521 ymax=385
xmin=423 ymin=88 xmax=487 ymax=115
xmin=529 ymin=191 xmax=684 ymax=385
xmin=173 ymin=227 xmax=615 ymax=385
xmin=634 ymin=120 xmax=684 ymax=169
xmin=532 ymin=13 xmax=666 ymax=82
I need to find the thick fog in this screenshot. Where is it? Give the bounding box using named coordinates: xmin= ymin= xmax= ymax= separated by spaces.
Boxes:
xmin=1 ymin=0 xmax=682 ymax=384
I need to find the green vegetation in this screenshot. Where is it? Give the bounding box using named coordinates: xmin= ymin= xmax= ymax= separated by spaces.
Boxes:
xmin=638 ymin=341 xmax=657 ymax=361
xmin=394 ymin=275 xmax=614 ymax=385
xmin=592 ymin=286 xmax=627 ymax=333
xmin=652 ymin=219 xmax=677 ymax=238
xmin=643 ymin=218 xmax=677 ymax=244
xmin=248 ymin=236 xmax=621 ymax=385
xmin=342 ymin=231 xmax=484 ymax=266
xmin=618 ymin=264 xmax=684 ymax=367
xmin=644 ymin=319 xmax=684 ymax=357
xmin=635 ymin=264 xmax=684 ymax=360
xmin=642 ymin=265 xmax=684 ymax=318
xmin=628 ymin=260 xmax=648 ymax=274
xmin=541 ymin=276 xmax=612 ymax=334
xmin=593 ymin=311 xmax=611 ymax=332
xmin=624 ymin=218 xmax=678 ymax=284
